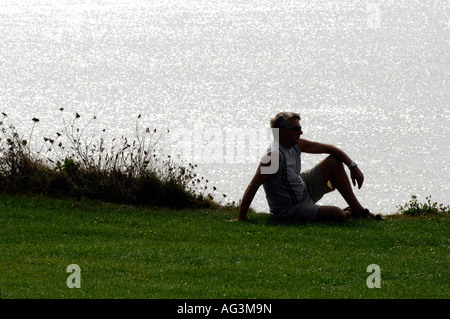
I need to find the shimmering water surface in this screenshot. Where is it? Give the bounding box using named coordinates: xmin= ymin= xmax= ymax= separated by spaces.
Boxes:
xmin=1 ymin=0 xmax=449 ymax=214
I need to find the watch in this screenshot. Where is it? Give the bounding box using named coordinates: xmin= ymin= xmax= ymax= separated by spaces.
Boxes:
xmin=348 ymin=162 xmax=357 ymax=169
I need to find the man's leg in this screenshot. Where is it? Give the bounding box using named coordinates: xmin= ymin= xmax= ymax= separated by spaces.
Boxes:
xmin=318 ymin=155 xmax=370 ymax=217
xmin=317 ymin=206 xmax=347 ymax=222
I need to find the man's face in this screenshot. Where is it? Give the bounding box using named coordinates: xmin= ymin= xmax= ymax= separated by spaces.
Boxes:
xmin=280 ymin=118 xmax=303 ymax=147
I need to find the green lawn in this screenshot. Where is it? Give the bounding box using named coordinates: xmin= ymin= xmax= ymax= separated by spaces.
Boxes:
xmin=0 ymin=194 xmax=448 ymax=299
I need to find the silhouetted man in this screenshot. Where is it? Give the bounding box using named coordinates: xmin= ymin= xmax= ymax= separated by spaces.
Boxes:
xmin=234 ymin=112 xmax=383 ymax=222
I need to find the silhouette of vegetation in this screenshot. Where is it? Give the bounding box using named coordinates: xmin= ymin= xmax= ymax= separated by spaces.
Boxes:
xmin=396 ymin=195 xmax=449 ymax=216
xmin=0 ymin=111 xmax=230 ymax=209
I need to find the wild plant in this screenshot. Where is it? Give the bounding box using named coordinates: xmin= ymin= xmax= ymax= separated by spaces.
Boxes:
xmin=0 ymin=111 xmax=226 ymax=209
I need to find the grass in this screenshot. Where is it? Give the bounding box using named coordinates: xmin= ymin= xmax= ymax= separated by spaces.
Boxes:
xmin=1 ymin=113 xmax=449 ymax=299
xmin=0 ymin=194 xmax=448 ymax=299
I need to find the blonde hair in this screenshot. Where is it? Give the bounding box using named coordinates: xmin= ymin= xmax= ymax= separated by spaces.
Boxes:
xmin=270 ymin=112 xmax=300 ymax=129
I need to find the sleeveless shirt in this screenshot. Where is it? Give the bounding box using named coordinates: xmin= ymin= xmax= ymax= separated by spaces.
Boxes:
xmin=262 ymin=140 xmax=305 ymax=215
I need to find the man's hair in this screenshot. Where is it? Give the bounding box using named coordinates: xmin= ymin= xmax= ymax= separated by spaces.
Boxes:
xmin=270 ymin=112 xmax=301 ymax=129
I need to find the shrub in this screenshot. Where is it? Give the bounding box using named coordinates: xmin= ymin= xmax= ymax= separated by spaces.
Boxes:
xmin=396 ymin=195 xmax=450 ymax=216
xmin=0 ymin=111 xmax=225 ymax=209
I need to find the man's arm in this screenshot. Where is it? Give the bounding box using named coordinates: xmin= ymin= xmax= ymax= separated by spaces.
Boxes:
xmin=298 ymin=139 xmax=353 ymax=164
xmin=298 ymin=139 xmax=364 ymax=188
xmin=233 ymin=153 xmax=277 ymax=221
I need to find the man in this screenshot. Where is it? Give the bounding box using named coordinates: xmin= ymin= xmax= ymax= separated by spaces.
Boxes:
xmin=234 ymin=112 xmax=382 ymax=222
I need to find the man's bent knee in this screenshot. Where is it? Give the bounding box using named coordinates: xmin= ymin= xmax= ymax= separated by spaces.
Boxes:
xmin=326 ymin=155 xmax=344 ymax=169
xmin=319 ymin=156 xmax=344 ymax=183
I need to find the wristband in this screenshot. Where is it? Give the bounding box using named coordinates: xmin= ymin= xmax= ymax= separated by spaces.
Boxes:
xmin=348 ymin=162 xmax=357 ymax=169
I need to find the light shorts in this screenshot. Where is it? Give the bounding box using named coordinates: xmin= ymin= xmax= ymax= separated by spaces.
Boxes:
xmin=285 ymin=164 xmax=335 ymax=221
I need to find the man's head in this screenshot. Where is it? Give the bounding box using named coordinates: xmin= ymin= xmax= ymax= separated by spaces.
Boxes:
xmin=270 ymin=112 xmax=303 ymax=148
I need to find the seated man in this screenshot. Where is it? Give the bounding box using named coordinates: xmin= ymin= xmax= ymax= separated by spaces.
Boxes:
xmin=234 ymin=112 xmax=383 ymax=222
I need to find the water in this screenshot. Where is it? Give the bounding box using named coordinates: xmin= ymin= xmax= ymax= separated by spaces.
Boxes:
xmin=1 ymin=0 xmax=449 ymax=214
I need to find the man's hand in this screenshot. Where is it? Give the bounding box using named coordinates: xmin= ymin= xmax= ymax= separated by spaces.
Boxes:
xmin=350 ymin=166 xmax=364 ymax=189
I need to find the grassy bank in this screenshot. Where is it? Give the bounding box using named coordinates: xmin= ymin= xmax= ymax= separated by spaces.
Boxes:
xmin=0 ymin=194 xmax=448 ymax=299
